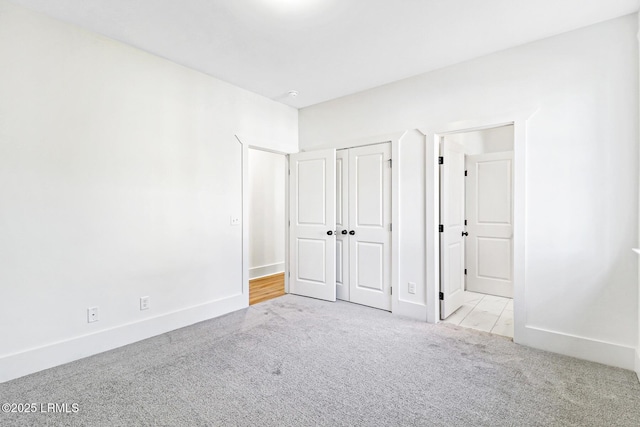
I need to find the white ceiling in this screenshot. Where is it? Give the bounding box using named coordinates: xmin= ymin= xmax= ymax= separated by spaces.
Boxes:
xmin=8 ymin=0 xmax=640 ymax=108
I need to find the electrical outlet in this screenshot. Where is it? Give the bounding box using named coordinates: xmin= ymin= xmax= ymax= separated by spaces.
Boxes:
xmin=230 ymin=216 xmax=240 ymax=226
xmin=408 ymin=282 xmax=416 ymax=295
xmin=87 ymin=306 xmax=99 ymax=323
xmin=140 ymin=296 xmax=150 ymax=311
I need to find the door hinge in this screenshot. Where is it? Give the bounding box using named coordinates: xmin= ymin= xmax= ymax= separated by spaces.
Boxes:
xmin=464 ymin=170 xmax=467 ymax=177
xmin=438 ymin=156 xmax=444 ymax=165
xmin=288 ymin=271 xmax=291 ymax=278
xmin=288 ymin=169 xmax=290 ymax=175
xmin=388 ymin=159 xmax=392 ymax=168
xmin=390 ymin=287 xmax=393 ymax=295
xmin=464 ymin=268 xmax=467 ymax=275
xmin=439 ymin=224 xmax=444 ymax=232
xmin=439 ymin=292 xmax=444 ymax=300
xmin=464 ymin=219 xmax=467 ymax=226
xmin=389 ymin=223 xmax=392 ymax=232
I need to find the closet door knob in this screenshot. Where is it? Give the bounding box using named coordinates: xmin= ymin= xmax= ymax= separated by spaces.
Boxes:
xmin=462 ymin=231 xmax=469 ymax=237
xmin=349 ymin=230 xmax=355 ymax=235
xmin=341 ymin=230 xmax=348 ymax=235
xmin=327 ymin=230 xmax=333 ymax=236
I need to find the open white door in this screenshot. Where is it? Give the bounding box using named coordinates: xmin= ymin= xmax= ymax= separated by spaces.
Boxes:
xmin=348 ymin=143 xmax=392 ymax=311
xmin=440 ymin=140 xmax=466 ymax=319
xmin=336 ymin=149 xmax=350 ymax=301
xmin=466 ymin=151 xmax=514 ymax=298
xmin=289 ymin=149 xmax=337 ymax=302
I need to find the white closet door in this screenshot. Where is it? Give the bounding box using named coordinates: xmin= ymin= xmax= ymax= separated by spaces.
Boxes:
xmin=440 ymin=140 xmax=466 ymax=319
xmin=466 ymin=151 xmax=514 ymax=298
xmin=336 ymin=149 xmax=350 ymax=301
xmin=289 ymin=149 xmax=336 ymax=302
xmin=348 ymin=143 xmax=392 ymax=311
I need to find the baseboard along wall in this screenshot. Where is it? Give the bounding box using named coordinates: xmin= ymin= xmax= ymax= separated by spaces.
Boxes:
xmin=521 ymin=325 xmax=636 ymax=371
xmin=0 ymin=294 xmax=246 ymax=383
xmin=249 ymin=263 xmax=285 ymax=280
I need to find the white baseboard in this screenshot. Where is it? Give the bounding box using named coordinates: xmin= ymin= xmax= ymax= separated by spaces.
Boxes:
xmin=249 ymin=263 xmax=285 ymax=279
xmin=0 ymin=294 xmax=247 ymax=383
xmin=635 ymin=349 xmax=640 ymax=382
xmin=394 ymin=299 xmax=428 ymax=322
xmin=519 ymin=325 xmax=636 ymax=371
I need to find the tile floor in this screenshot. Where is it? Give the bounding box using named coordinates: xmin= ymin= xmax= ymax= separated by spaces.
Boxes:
xmin=442 ymin=291 xmax=513 ymax=338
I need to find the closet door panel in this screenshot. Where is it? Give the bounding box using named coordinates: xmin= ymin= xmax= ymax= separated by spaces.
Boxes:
xmin=348 ymin=143 xmax=392 ymax=311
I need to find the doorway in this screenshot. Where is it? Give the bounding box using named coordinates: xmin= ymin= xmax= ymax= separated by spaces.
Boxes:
xmin=248 ymin=148 xmax=287 ymax=305
xmin=439 ymin=125 xmax=514 ymax=337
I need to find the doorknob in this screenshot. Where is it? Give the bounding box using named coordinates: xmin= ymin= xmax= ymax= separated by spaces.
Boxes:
xmin=327 ymin=230 xmax=334 ymax=236
xmin=349 ymin=230 xmax=355 ymax=235
xmin=341 ymin=230 xmax=348 ymax=235
xmin=462 ymin=231 xmax=469 ymax=237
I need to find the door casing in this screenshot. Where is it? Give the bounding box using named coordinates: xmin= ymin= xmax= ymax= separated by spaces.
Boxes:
xmin=423 ymin=109 xmax=533 ymax=343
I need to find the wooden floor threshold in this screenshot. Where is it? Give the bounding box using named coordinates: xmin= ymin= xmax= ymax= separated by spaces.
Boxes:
xmin=249 ymin=272 xmax=285 ymax=305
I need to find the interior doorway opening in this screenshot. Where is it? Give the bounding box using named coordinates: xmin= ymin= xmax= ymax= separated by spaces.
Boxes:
xmin=439 ymin=124 xmax=515 ymax=338
xmin=248 ymin=148 xmax=287 ymax=305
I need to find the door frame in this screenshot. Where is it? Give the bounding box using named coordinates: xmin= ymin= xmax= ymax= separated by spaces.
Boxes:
xmin=421 ymin=108 xmax=536 ymax=343
xmin=238 ymin=136 xmax=291 ymax=307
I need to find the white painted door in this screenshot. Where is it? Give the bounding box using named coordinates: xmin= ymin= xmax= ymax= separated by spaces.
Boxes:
xmin=440 ymin=140 xmax=466 ymax=319
xmin=466 ymin=151 xmax=514 ymax=298
xmin=348 ymin=143 xmax=392 ymax=311
xmin=289 ymin=149 xmax=336 ymax=302
xmin=336 ymin=149 xmax=350 ymax=301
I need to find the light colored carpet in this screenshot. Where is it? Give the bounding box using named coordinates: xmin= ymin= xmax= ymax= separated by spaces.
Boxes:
xmin=1 ymin=294 xmax=639 ymax=426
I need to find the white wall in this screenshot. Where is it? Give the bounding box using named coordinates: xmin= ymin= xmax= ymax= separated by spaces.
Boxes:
xmin=248 ymin=149 xmax=285 ymax=279
xmin=446 ymin=125 xmax=514 ymax=155
xmin=300 ymin=15 xmax=639 ymax=369
xmin=0 ymin=0 xmax=297 ymax=382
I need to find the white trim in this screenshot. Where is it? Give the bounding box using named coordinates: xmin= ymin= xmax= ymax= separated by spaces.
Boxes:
xmin=395 ymin=299 xmax=428 ymax=321
xmin=249 ymin=263 xmax=285 ymax=279
xmin=636 ymin=10 xmax=640 ymax=384
xmin=238 ymin=136 xmax=250 ymax=305
xmin=284 ymin=154 xmax=290 ymax=294
xmin=421 ymin=108 xmax=538 ymax=340
xmin=521 ymin=325 xmax=636 ymax=370
xmin=424 ymin=129 xmax=440 ymax=323
xmin=301 ymin=132 xmax=404 ymax=152
xmin=0 ymin=293 xmax=246 ymax=383
xmin=390 ymin=133 xmax=402 ymax=316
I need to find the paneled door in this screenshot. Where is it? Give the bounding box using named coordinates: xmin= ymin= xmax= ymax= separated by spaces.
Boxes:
xmin=289 ymin=149 xmax=337 ymax=302
xmin=348 ymin=143 xmax=392 ymax=311
xmin=335 ymin=149 xmax=350 ymax=301
xmin=466 ymin=151 xmax=514 ymax=298
xmin=440 ymin=140 xmax=466 ymax=319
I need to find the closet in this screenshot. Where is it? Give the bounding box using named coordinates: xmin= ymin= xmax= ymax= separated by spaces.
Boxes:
xmin=289 ymin=143 xmax=392 ymax=311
